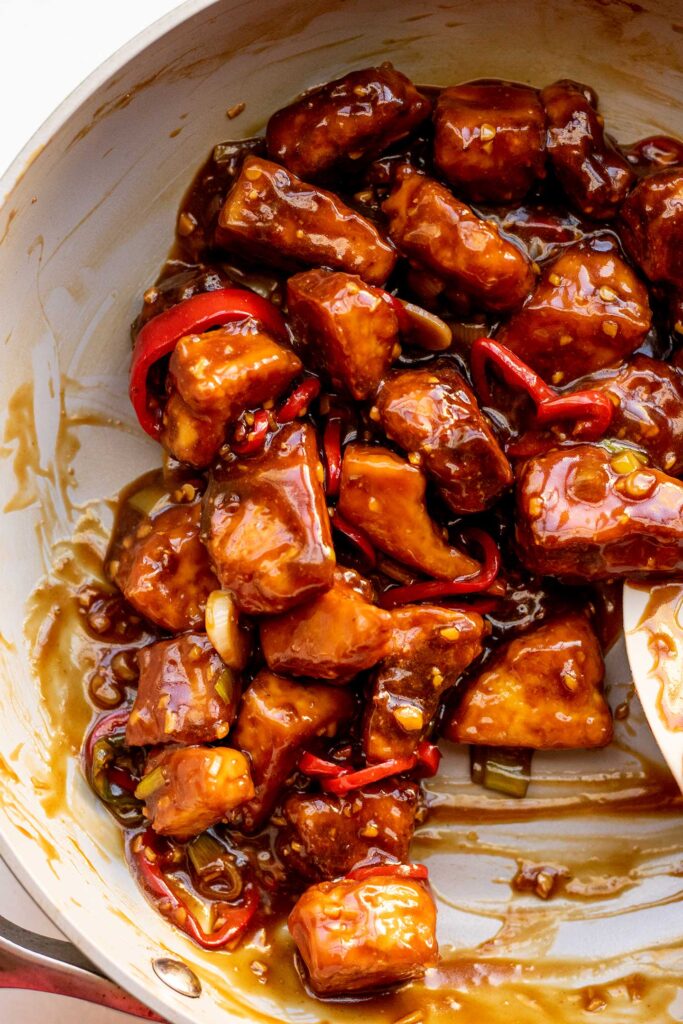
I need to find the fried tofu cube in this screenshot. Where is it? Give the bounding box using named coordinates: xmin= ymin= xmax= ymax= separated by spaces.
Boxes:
xmin=619 ymin=168 xmax=683 ymax=290
xmin=446 ymin=613 xmax=612 ymax=749
xmin=288 ymin=875 xmax=438 ymax=995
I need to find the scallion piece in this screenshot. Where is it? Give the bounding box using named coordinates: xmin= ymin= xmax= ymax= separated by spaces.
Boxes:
xmin=470 ymin=746 xmax=532 ymax=799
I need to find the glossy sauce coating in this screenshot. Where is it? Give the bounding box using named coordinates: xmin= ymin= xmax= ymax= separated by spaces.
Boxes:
xmin=375 ymin=363 xmax=513 ymax=513
xmin=216 ymin=155 xmax=396 ymax=285
xmin=288 ymin=875 xmax=438 ymax=995
xmin=266 ymin=64 xmax=431 ymax=180
xmin=287 ymin=269 xmax=398 ymax=400
xmin=202 ymin=422 xmax=335 ymax=615
xmin=383 ymin=170 xmax=534 ymax=312
xmin=516 ymin=444 xmax=683 ymax=580
xmin=446 ymin=613 xmax=612 ymax=748
xmin=619 ymin=168 xmax=683 ymax=289
xmin=434 ymin=80 xmax=546 ymax=202
xmin=364 ymin=605 xmax=486 ymax=762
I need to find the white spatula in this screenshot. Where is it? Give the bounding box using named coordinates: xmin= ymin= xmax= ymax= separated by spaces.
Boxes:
xmin=623 ymin=580 xmax=683 ymax=793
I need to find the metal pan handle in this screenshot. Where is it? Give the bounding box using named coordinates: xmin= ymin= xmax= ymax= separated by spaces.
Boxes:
xmin=0 ymin=913 xmax=165 ymax=1021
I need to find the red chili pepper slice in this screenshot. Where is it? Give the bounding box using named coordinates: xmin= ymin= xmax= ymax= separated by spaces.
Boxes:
xmin=276 ymin=378 xmax=321 ymax=423
xmin=379 ymin=528 xmax=500 ymax=608
xmin=323 ymin=418 xmax=343 ymax=498
xmin=331 ymin=513 xmax=377 ymax=567
xmin=129 ymin=289 xmax=288 ymax=439
xmin=416 ymin=741 xmax=441 ymax=778
xmin=83 ymin=709 xmax=131 ymax=767
xmin=345 ymin=862 xmax=429 ymax=883
xmin=132 ymin=828 xmax=258 ymax=950
xmin=322 ymin=756 xmax=417 ymax=795
xmin=231 ymin=409 xmax=271 ymax=455
xmin=470 ymin=337 xmax=613 ymax=441
xmin=298 ymin=752 xmax=349 ymax=778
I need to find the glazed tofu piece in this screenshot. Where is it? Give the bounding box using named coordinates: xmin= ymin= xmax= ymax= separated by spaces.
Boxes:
xmin=215 ymin=156 xmax=396 ymax=285
xmin=231 ymin=671 xmax=355 ymax=831
xmin=382 ymin=171 xmax=534 ymax=313
xmin=266 ymin=64 xmax=431 ymax=180
xmin=260 ymin=567 xmax=393 ymax=682
xmin=433 ymin=80 xmax=546 ymax=202
xmin=375 ymin=364 xmax=513 ymax=514
xmin=202 ymin=422 xmax=335 ymax=615
xmin=281 ymin=782 xmax=420 ymax=880
xmin=619 ymin=169 xmax=683 ymax=289
xmin=287 ymin=270 xmax=399 ymax=400
xmin=497 ymin=244 xmax=652 ymax=385
xmin=168 ymin=323 xmax=301 ymax=417
xmin=288 ymin=875 xmax=438 ymax=996
xmin=541 ymin=80 xmax=635 ymax=219
xmin=126 ymin=633 xmax=239 ymax=747
xmin=112 ymin=503 xmax=219 ymax=633
xmin=364 ymin=605 xmax=486 ymax=762
xmin=446 ymin=613 xmax=612 ymax=749
xmin=516 ymin=444 xmax=683 ymax=580
xmin=160 ymin=391 xmax=229 ymax=469
xmin=337 ymin=444 xmax=482 ymax=581
xmin=138 ymin=746 xmax=254 ymax=840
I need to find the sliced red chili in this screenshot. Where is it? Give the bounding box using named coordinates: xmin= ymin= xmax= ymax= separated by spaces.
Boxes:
xmin=129 ymin=289 xmax=288 ymax=439
xmin=231 ymin=409 xmax=271 ymax=455
xmin=298 ymin=752 xmax=349 ymax=778
xmin=470 ymin=337 xmax=613 ymax=442
xmin=416 ymin=741 xmax=441 ymax=778
xmin=276 ymin=378 xmax=321 ymax=423
xmin=132 ymin=828 xmax=258 ymax=951
xmin=331 ymin=513 xmax=377 ymax=567
xmin=345 ymin=862 xmax=429 ymax=883
xmin=323 ymin=418 xmax=342 ymax=498
xmin=83 ymin=709 xmax=131 ymax=767
xmin=322 ymin=756 xmax=417 ymax=795
xmin=379 ymin=528 xmax=500 ymax=607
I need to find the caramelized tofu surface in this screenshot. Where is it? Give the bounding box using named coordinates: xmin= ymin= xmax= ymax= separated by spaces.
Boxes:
xmin=113 ymin=503 xmax=219 ymax=632
xmin=541 ymin=80 xmax=635 ymax=219
xmin=288 ymin=875 xmax=438 ymax=996
xmin=447 ymin=613 xmax=612 ymax=749
xmin=266 ymin=64 xmax=431 ymax=180
xmin=281 ymin=782 xmax=419 ymax=880
xmin=231 ymin=671 xmax=355 ymax=831
xmin=260 ymin=567 xmax=393 ymax=682
xmin=516 ymin=444 xmax=683 ymax=580
xmin=497 ymin=245 xmax=652 ymax=384
xmin=287 ymin=269 xmax=398 ymax=400
xmin=215 ymin=156 xmax=396 ymax=285
xmin=619 ymin=168 xmax=683 ymax=289
xmin=364 ymin=605 xmax=486 ymax=762
xmin=160 ymin=391 xmax=228 ymax=469
xmin=140 ymin=746 xmax=254 ymax=840
xmin=383 ymin=172 xmax=534 ymax=312
xmin=169 ymin=323 xmax=301 ymax=417
xmin=126 ymin=633 xmax=239 ymax=747
xmin=376 ymin=364 xmax=512 ymax=514
xmin=202 ymin=422 xmax=335 ymax=615
xmin=434 ymin=80 xmax=546 ymax=202
xmin=338 ymin=444 xmax=482 ymax=580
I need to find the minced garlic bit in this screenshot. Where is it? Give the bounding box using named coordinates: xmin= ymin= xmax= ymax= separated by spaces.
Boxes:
xmin=528 ymin=496 xmax=544 ymax=518
xmin=551 ymin=371 xmax=565 ymax=385
xmin=368 ymin=496 xmax=380 ymax=512
xmin=369 ymin=406 xmax=380 ymax=422
xmin=610 ymin=449 xmax=643 ymax=475
xmin=599 ymin=285 xmax=617 ymax=302
xmin=226 ymin=102 xmax=246 ymax=119
xmin=439 ymin=626 xmax=461 ymax=641
xmin=479 ymin=122 xmax=496 ymax=142
xmin=177 ymin=211 xmax=197 ymax=236
xmin=548 ymin=272 xmax=562 ymax=287
xmin=360 ymin=822 xmax=379 ymax=838
xmin=602 ymin=320 xmax=618 ymax=337
xmin=392 ymin=704 xmax=424 ymax=732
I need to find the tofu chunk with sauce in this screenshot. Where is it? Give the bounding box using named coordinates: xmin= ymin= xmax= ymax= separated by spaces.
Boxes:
xmin=497 ymin=244 xmax=652 ymax=385
xmin=138 ymin=746 xmax=254 ymax=840
xmin=338 ymin=444 xmax=481 ymax=581
xmin=446 ymin=613 xmax=612 ymax=749
xmin=215 ymin=156 xmax=396 ymax=285
xmin=288 ymin=875 xmax=438 ymax=996
xmin=375 ymin=364 xmax=513 ymax=514
xmin=126 ymin=633 xmax=239 ymax=747
xmin=112 ymin=503 xmax=219 ymax=633
xmin=202 ymin=422 xmax=335 ymax=615
xmin=266 ymin=64 xmax=431 ymax=180
xmin=281 ymin=782 xmax=420 ymax=880
xmin=364 ymin=605 xmax=487 ymax=762
xmin=231 ymin=671 xmax=355 ymax=831
xmin=260 ymin=567 xmax=392 ymax=682
xmin=516 ymin=444 xmax=683 ymax=580
xmin=619 ymin=168 xmax=683 ymax=290
xmin=287 ymin=269 xmax=399 ymax=400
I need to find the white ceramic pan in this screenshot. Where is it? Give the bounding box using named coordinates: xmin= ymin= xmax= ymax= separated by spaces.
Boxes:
xmin=0 ymin=1 xmax=682 ymax=1021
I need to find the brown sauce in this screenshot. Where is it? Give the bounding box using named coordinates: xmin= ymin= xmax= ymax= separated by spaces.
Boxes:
xmin=632 ymin=582 xmax=683 ymax=730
